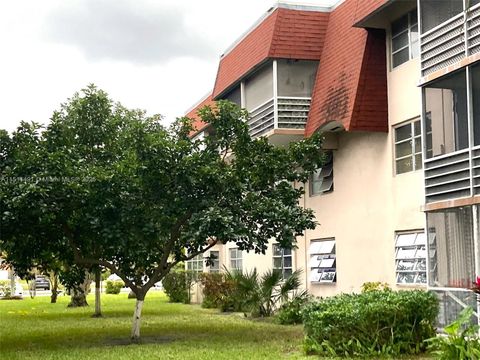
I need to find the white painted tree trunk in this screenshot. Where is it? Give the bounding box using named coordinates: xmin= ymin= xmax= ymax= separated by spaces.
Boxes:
xmin=131 ymin=299 xmax=144 ymax=341
xmin=9 ymin=268 xmax=15 ymax=297
xmin=94 ymin=269 xmax=102 ymax=317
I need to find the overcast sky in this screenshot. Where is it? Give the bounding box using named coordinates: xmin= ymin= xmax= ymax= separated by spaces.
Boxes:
xmin=0 ymin=0 xmax=339 ymax=132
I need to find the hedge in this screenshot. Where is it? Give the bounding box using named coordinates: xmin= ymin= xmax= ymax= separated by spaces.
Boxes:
xmin=302 ymin=289 xmax=439 ymax=357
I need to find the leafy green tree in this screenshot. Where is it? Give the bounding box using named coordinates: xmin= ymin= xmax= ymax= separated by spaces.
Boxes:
xmin=0 ymin=85 xmax=324 ymax=340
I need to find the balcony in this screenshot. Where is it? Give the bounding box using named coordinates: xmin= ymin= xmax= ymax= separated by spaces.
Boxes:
xmin=247 ymin=96 xmax=311 ymax=138
xmin=420 ymin=3 xmax=480 ymax=76
xmin=424 ymin=146 xmax=480 ymax=203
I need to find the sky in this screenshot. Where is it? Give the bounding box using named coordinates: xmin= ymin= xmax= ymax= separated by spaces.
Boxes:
xmin=0 ymin=0 xmax=340 ymax=132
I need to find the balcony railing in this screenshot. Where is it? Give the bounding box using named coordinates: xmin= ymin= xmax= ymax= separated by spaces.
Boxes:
xmin=420 ymin=3 xmax=480 ymax=76
xmin=424 ymin=146 xmax=480 ymax=203
xmin=247 ymin=97 xmax=310 ymax=138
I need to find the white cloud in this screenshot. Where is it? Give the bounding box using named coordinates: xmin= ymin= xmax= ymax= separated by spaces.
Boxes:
xmin=0 ymin=0 xmax=339 ymax=133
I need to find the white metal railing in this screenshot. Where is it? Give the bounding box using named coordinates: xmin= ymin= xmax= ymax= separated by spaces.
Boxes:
xmin=246 ymin=96 xmax=311 ymax=138
xmin=420 ymin=3 xmax=480 ymax=76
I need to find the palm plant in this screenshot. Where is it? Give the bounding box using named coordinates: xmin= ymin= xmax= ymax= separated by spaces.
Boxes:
xmin=225 ymin=268 xmax=304 ymax=317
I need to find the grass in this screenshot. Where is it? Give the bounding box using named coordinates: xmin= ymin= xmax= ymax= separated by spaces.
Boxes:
xmin=0 ymin=292 xmax=309 ymax=360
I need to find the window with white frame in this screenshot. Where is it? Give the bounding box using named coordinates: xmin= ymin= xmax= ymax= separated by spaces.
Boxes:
xmin=391 ymin=9 xmax=418 ymax=69
xmin=309 ymin=239 xmax=336 ymax=283
xmin=186 ymin=254 xmax=203 ymax=273
xmin=272 ymin=244 xmax=292 ymax=279
xmin=310 ymin=151 xmax=333 ymax=196
xmin=209 ymin=250 xmax=220 ymax=273
xmin=394 ymin=119 xmax=422 ymax=174
xmin=229 ymin=248 xmax=242 ymax=270
xmin=395 ymin=231 xmax=427 ymax=285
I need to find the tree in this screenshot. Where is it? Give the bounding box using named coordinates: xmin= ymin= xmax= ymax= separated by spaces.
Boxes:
xmin=0 ymin=85 xmax=325 ymax=341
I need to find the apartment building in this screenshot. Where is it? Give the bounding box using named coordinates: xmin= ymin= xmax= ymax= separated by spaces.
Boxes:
xmin=184 ymin=0 xmax=479 ymax=326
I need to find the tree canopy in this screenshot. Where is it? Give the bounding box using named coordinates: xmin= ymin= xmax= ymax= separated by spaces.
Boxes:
xmin=0 ymin=85 xmax=325 ymax=339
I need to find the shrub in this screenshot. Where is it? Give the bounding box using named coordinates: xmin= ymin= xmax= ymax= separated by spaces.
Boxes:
xmin=198 ymin=269 xmax=305 ymax=316
xmin=162 ymin=270 xmax=194 ymax=304
xmin=426 ymin=306 xmax=480 ymax=360
xmin=223 ymin=268 xmax=304 ymax=316
xmin=198 ymin=272 xmax=236 ymax=309
xmin=303 ymin=289 xmax=438 ymax=357
xmin=277 ymin=293 xmax=313 ymax=325
xmin=0 ymin=280 xmax=12 ymax=298
xmin=105 ymin=280 xmax=124 ymax=294
xmin=361 ymin=281 xmax=390 ymax=293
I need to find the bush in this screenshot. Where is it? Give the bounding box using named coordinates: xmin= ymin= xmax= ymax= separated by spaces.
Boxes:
xmin=277 ymin=293 xmax=313 ymax=325
xmin=198 ymin=272 xmax=236 ymax=309
xmin=426 ymin=306 xmax=480 ymax=360
xmin=162 ymin=270 xmax=194 ymax=304
xmin=361 ymin=281 xmax=390 ymax=293
xmin=105 ymin=280 xmax=124 ymax=294
xmin=0 ymin=280 xmax=12 ymax=298
xmin=303 ymin=289 xmax=438 ymax=357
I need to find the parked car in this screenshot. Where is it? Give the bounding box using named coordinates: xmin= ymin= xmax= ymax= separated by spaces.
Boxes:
xmin=35 ymin=275 xmax=50 ymax=290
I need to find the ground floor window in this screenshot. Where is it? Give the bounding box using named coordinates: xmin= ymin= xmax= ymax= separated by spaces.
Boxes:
xmin=229 ymin=248 xmax=242 ymax=271
xmin=309 ymin=238 xmax=336 ymax=283
xmin=395 ymin=231 xmax=427 ymax=285
xmin=186 ymin=254 xmax=203 ymax=273
xmin=208 ymin=250 xmax=220 ymax=273
xmin=272 ymin=244 xmax=292 ymax=279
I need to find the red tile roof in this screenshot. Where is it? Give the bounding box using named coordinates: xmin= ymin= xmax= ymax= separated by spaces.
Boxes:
xmin=185 ymin=93 xmax=216 ymax=136
xmin=212 ymin=7 xmax=330 ymax=98
xmin=305 ymin=0 xmax=387 ymax=135
xmin=189 ymin=0 xmax=389 ymax=137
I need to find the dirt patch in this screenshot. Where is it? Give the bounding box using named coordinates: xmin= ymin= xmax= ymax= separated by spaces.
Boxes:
xmin=104 ymin=336 xmax=177 ymax=346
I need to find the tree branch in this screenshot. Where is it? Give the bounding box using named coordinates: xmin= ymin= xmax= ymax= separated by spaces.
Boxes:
xmin=63 ymin=224 xmax=137 ymax=291
xmin=142 ymin=210 xmax=193 ymax=290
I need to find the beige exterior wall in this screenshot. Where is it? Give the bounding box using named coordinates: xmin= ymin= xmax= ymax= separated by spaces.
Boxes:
xmin=190 ymin=53 xmax=426 ymax=304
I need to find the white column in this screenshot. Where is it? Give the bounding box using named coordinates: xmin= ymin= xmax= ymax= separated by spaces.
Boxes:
xmin=273 ymin=60 xmax=278 ymax=130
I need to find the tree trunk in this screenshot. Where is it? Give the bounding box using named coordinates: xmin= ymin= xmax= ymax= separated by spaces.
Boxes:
xmin=68 ymin=273 xmax=92 ymax=307
xmin=131 ymin=295 xmax=145 ymax=341
xmin=9 ymin=267 xmax=15 ymax=297
xmin=93 ymin=268 xmax=102 ymax=317
xmin=50 ymin=273 xmax=59 ymax=303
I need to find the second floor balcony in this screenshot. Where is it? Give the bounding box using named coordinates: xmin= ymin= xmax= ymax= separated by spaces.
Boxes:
xmin=219 ymin=59 xmax=318 ymax=142
xmin=420 ymin=0 xmax=480 ymax=76
xmin=247 ymin=96 xmax=311 ymax=138
xmin=422 ymin=64 xmax=480 ymax=203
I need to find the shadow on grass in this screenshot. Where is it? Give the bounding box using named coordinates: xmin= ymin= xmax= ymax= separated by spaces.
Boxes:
xmin=104 ymin=335 xmax=177 ymax=346
xmin=0 ymin=313 xmax=301 ymax=353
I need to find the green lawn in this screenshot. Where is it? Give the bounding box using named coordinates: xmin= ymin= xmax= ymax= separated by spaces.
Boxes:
xmin=0 ymin=292 xmax=309 ymax=360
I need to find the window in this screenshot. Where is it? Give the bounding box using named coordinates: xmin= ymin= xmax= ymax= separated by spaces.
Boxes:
xmin=391 ymin=9 xmax=418 ymax=68
xmin=272 ymin=244 xmax=292 ymax=279
xmin=394 ymin=119 xmax=422 ymax=174
xmin=310 ymin=151 xmax=333 ymax=196
xmin=229 ymin=248 xmax=242 ymax=270
xmin=424 ymin=69 xmax=468 ymax=158
xmin=395 ymin=231 xmax=427 ymax=285
xmin=186 ymin=254 xmax=203 ymax=273
xmin=309 ymin=239 xmax=336 ymax=283
xmin=209 ymin=250 xmax=220 ymax=273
